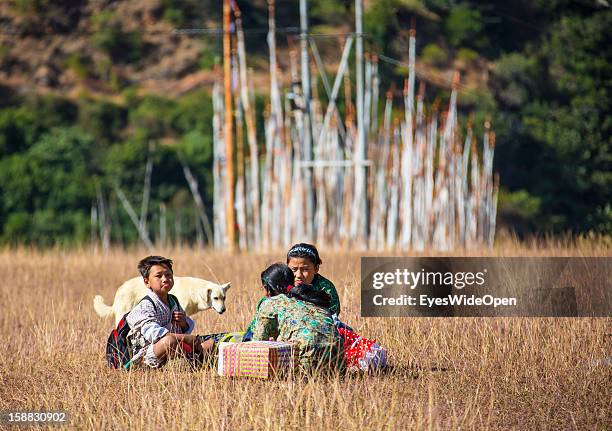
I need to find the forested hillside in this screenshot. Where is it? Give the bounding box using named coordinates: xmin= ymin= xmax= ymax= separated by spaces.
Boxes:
xmin=0 ymin=0 xmax=609 ymax=246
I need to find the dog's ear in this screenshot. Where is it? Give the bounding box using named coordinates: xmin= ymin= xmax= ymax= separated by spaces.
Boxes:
xmin=206 ymin=287 xmax=212 ymax=305
xmin=221 ymin=282 xmax=231 ymax=292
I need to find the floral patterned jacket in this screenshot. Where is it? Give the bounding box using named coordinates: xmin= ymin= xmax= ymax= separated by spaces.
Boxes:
xmin=244 ymin=273 xmax=341 ymax=338
xmin=251 ymin=294 xmax=345 ymax=374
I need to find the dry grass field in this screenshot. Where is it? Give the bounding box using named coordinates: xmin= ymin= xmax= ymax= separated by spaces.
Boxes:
xmin=1 ymin=237 xmax=610 ymax=430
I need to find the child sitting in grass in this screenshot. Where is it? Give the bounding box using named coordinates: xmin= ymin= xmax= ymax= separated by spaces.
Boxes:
xmin=285 ymin=243 xmax=341 ymax=316
xmin=250 ymin=263 xmax=345 ymax=375
xmin=126 ymin=255 xmax=215 ymax=369
xmin=244 ymin=243 xmax=341 ymax=340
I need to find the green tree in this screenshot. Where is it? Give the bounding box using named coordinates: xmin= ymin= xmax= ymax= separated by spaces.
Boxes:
xmin=129 ymin=95 xmax=177 ymax=141
xmin=444 ymin=5 xmax=484 ymax=49
xmin=0 ymin=96 xmax=76 ymax=154
xmin=0 ymin=127 xmax=96 ymax=245
xmin=493 ymin=11 xmax=611 ymax=232
xmin=77 ymin=98 xmax=127 ymax=145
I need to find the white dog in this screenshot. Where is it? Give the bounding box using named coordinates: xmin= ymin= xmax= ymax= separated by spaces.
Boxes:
xmin=93 ymin=276 xmax=231 ymax=326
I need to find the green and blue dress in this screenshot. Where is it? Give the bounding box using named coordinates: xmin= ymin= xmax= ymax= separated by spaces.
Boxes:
xmin=244 ymin=273 xmax=340 ymax=338
xmin=250 ymin=294 xmax=345 ymax=374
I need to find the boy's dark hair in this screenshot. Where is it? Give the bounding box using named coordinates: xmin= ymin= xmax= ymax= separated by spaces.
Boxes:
xmin=261 ymin=263 xmax=331 ymax=308
xmin=286 ymin=243 xmax=322 ymax=266
xmin=138 ymin=256 xmax=173 ymax=278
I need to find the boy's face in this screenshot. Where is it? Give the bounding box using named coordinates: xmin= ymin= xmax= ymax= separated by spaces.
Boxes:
xmin=144 ymin=264 xmax=174 ymax=296
xmin=288 ymin=257 xmax=318 ymax=285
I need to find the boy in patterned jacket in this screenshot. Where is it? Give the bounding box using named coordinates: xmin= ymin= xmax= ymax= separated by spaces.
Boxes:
xmin=126 ymin=255 xmax=214 ymax=368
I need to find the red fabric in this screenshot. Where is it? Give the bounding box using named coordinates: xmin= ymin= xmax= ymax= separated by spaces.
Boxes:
xmin=337 ymin=327 xmax=376 ymax=369
xmin=180 ymin=341 xmax=193 ymax=354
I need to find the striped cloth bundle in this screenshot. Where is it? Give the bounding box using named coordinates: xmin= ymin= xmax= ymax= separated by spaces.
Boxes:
xmin=217 ymin=341 xmax=298 ymax=379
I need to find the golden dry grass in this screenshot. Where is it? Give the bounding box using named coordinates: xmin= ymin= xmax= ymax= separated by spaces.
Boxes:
xmin=1 ymin=238 xmax=610 ymax=430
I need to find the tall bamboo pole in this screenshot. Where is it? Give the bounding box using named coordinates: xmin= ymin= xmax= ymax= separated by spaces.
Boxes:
xmin=95 ymin=182 xmax=110 ymax=252
xmin=139 ymin=141 xmax=153 ymax=234
xmin=351 ymin=0 xmax=367 ymax=245
xmin=371 ymin=55 xmax=379 ymax=137
xmin=213 ymin=77 xmax=227 ymax=248
xmin=412 ymin=86 xmax=426 ymax=250
xmin=318 ymin=37 xmax=353 ymax=144
xmin=91 ymin=204 xmax=98 ymax=245
xmin=364 ymin=54 xmax=372 ymax=141
xmin=371 ymin=90 xmax=393 ymax=249
xmin=181 ymin=159 xmax=213 ymax=243
xmin=400 ymin=28 xmax=416 ymax=249
xmin=115 ymin=185 xmax=153 ymax=249
xmin=159 ymin=202 xmax=166 ymax=247
xmin=233 ymin=51 xmax=247 ymax=250
xmin=223 ymin=0 xmax=236 ymax=251
xmin=300 ymin=0 xmax=314 ymax=240
xmin=386 ymin=121 xmax=401 ymax=250
xmin=235 ymin=6 xmax=261 ymax=249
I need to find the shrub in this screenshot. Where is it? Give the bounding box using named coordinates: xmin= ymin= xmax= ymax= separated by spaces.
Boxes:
xmin=2 ymin=212 xmax=32 ymax=244
xmin=0 ymin=44 xmax=9 ymax=61
xmin=421 ymin=43 xmax=448 ymax=67
xmin=445 ymin=5 xmax=484 ymax=49
xmin=65 ymin=54 xmax=92 ymax=80
xmin=161 ymin=0 xmax=200 ymax=26
xmin=91 ymin=11 xmax=143 ymax=64
xmin=456 ymin=48 xmax=479 ymax=65
xmin=77 ymin=99 xmax=127 ymax=144
xmin=199 ymin=45 xmax=219 ymax=71
xmin=12 ymin=0 xmax=48 ymax=20
xmin=492 ymin=53 xmax=537 ymax=108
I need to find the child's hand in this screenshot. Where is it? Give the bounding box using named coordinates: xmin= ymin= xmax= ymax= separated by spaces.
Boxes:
xmin=172 ymin=310 xmax=188 ymax=329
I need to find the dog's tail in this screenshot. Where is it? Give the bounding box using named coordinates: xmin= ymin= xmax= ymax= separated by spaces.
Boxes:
xmin=93 ymin=295 xmax=114 ymax=319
